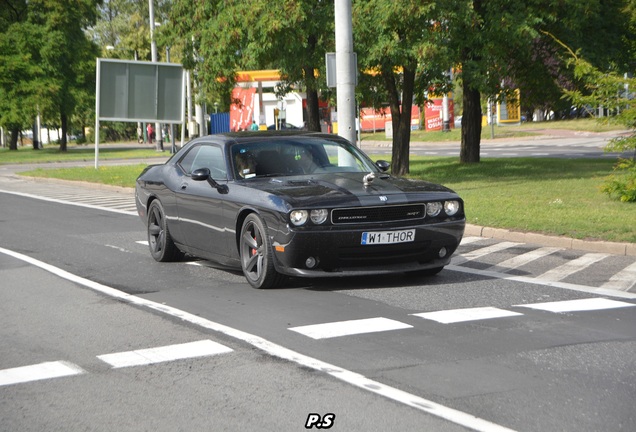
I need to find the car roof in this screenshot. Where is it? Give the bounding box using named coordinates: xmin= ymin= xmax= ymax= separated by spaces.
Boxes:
xmin=192 ymin=130 xmax=345 ymax=144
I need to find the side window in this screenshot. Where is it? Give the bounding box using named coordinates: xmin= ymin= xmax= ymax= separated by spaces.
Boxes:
xmin=178 ymin=145 xmax=227 ymax=179
xmin=178 ymin=146 xmax=198 ymax=174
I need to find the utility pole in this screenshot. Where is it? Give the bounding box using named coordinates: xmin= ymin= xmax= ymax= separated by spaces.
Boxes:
xmin=149 ymin=0 xmax=163 ymax=151
xmin=334 ymin=0 xmax=356 ymax=145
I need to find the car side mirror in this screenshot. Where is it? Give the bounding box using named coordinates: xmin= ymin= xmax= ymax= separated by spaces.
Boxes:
xmin=191 ymin=168 xmax=211 ymax=182
xmin=191 ymin=168 xmax=229 ymax=194
xmin=375 ymin=160 xmax=391 ymax=172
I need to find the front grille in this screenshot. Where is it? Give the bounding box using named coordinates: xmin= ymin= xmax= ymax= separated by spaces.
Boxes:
xmin=331 ymin=204 xmax=425 ymax=225
xmin=337 ymin=242 xmax=431 ymax=263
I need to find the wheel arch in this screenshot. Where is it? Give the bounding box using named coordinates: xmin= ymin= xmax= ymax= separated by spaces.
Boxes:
xmin=234 ymin=207 xmax=257 ymax=253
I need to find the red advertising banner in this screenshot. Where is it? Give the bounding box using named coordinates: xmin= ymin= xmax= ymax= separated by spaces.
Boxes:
xmin=359 ymin=106 xmax=421 ymax=132
xmin=425 ymin=97 xmax=455 ymax=132
xmin=230 ymin=87 xmax=256 ymax=131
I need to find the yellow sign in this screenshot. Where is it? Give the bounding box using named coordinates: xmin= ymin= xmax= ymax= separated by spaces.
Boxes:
xmin=497 ymin=89 xmax=521 ymax=124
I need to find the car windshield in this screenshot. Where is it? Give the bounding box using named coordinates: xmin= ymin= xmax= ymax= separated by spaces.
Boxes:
xmin=231 ymin=137 xmax=379 ymax=179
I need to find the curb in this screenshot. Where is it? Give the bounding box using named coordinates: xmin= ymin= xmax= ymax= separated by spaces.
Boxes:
xmin=465 ymin=224 xmax=636 ymax=257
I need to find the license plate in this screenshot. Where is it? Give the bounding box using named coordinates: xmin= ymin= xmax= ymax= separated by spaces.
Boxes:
xmin=361 ymin=229 xmax=415 ymax=245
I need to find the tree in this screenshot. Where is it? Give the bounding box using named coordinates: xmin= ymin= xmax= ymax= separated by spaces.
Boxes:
xmin=0 ymin=0 xmax=100 ymax=151
xmin=0 ymin=1 xmax=46 ymax=150
xmin=353 ymin=0 xmax=447 ymax=176
xmin=28 ymin=0 xmax=100 ymax=151
xmin=241 ymin=0 xmax=334 ymax=132
xmin=168 ymin=0 xmax=334 ymax=131
xmin=441 ymin=0 xmax=635 ymax=163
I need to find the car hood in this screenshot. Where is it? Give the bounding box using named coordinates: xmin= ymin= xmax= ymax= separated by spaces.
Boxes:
xmin=244 ymin=172 xmax=458 ymax=207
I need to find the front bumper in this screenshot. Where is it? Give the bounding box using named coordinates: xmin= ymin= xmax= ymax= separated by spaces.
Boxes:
xmin=270 ymin=220 xmax=465 ymax=277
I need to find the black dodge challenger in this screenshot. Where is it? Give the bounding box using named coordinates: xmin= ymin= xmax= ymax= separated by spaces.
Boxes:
xmin=135 ymin=131 xmax=465 ymax=289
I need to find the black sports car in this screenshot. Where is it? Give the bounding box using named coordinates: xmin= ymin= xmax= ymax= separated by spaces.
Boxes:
xmin=135 ymin=131 xmax=465 ymax=289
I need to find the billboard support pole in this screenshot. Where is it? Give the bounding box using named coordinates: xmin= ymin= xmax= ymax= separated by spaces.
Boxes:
xmin=94 ymin=58 xmax=101 ymax=169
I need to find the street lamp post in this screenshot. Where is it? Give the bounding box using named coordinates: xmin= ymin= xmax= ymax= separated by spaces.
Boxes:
xmin=149 ymin=0 xmax=163 ymax=151
xmin=334 ymin=0 xmax=356 ymax=145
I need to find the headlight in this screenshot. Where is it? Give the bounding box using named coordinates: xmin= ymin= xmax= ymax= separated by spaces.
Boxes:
xmin=444 ymin=200 xmax=460 ymax=216
xmin=290 ymin=210 xmax=308 ymax=226
xmin=426 ymin=202 xmax=443 ymax=217
xmin=310 ymin=209 xmax=329 ymax=224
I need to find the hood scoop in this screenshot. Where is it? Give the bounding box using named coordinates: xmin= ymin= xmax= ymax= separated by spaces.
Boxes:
xmin=286 ymin=179 xmax=316 ymax=187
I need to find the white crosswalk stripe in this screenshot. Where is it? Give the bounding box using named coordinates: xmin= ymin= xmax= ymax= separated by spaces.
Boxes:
xmin=97 ymin=340 xmax=233 ymax=368
xmin=486 ymin=247 xmax=563 ymax=273
xmin=536 ymin=253 xmax=609 ymax=281
xmin=0 ymin=361 xmax=85 ymax=387
xmin=452 ymin=241 xmax=521 ymax=265
xmin=515 ymin=298 xmax=634 ymax=313
xmin=600 ymin=261 xmax=636 ymax=291
xmin=289 ymin=298 xmax=635 ymax=338
xmin=412 ymin=307 xmax=523 ymax=324
xmin=289 ymin=317 xmax=412 ymax=339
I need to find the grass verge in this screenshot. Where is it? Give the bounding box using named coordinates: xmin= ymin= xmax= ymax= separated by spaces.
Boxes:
xmin=17 ymin=156 xmax=635 ymax=244
xmin=361 ymin=118 xmax=626 ymax=142
xmin=0 ymin=145 xmax=167 ymax=164
xmin=20 ymin=164 xmax=151 ymax=189
xmin=409 ymin=157 xmax=634 ymax=243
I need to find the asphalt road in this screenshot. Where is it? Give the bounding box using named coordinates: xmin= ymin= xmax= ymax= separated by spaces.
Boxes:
xmin=1 ymin=178 xmax=635 ymax=431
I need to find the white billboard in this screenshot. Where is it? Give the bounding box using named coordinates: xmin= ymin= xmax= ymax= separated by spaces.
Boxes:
xmin=96 ymin=58 xmax=185 ymax=123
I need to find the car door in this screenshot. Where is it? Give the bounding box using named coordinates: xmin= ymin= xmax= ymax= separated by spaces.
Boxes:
xmin=175 ymin=143 xmax=232 ymax=260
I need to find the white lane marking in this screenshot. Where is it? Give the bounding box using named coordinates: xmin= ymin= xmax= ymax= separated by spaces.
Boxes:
xmin=0 ymin=189 xmax=137 ymax=216
xmin=135 ymin=241 xmax=149 ymax=246
xmin=446 ymin=265 xmax=636 ymax=300
xmin=97 ymin=340 xmax=233 ymax=368
xmin=486 ymin=247 xmax=563 ymax=273
xmin=105 ymin=244 xmax=132 ymax=253
xmin=412 ymin=307 xmax=523 ymax=324
xmin=0 ymin=247 xmax=516 ymax=432
xmin=0 ymin=361 xmax=85 ymax=387
xmin=515 ymin=298 xmax=635 ymax=313
xmin=452 ymin=241 xmax=521 ymax=265
xmin=289 ymin=317 xmax=412 ymax=340
xmin=601 ymin=262 xmax=636 ymax=291
xmin=536 ymin=253 xmax=609 ymax=281
xmin=459 ymin=236 xmax=483 ymax=245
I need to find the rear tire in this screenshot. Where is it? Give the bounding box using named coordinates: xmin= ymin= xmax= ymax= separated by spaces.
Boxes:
xmin=147 ymin=200 xmax=183 ymax=262
xmin=239 ymin=214 xmax=282 ymax=289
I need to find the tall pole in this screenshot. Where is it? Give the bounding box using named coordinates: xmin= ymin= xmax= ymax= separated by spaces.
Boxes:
xmin=149 ymin=0 xmax=163 ymax=151
xmin=335 ymin=0 xmax=356 ymax=145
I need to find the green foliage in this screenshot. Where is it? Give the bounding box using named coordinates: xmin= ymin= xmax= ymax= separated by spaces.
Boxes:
xmin=560 ymin=48 xmax=636 ymax=202
xmin=0 ymin=0 xmax=100 ymax=150
xmin=600 ymin=158 xmax=636 ymax=202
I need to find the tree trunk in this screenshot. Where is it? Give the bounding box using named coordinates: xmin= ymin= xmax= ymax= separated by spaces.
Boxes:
xmin=59 ymin=112 xmax=68 ymax=151
xmin=9 ymin=127 xmax=19 ymax=150
xmin=460 ymin=83 xmax=482 ymax=163
xmin=303 ymin=65 xmax=321 ymax=132
xmin=32 ymin=121 xmax=39 ymax=150
xmin=383 ymin=64 xmax=416 ymax=176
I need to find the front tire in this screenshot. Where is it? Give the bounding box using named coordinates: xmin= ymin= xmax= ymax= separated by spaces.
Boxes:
xmin=147 ymin=200 xmax=183 ymax=262
xmin=239 ymin=214 xmax=282 ymax=289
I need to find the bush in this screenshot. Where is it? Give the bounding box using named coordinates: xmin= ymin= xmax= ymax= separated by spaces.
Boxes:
xmin=601 ymin=136 xmax=636 ymax=202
